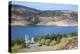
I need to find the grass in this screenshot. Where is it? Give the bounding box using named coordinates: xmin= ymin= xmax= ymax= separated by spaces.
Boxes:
xmin=53 ymin=36 xmax=78 ymax=50
xmin=11 ymin=44 xmax=22 ymax=53
xmin=10 ymin=32 xmax=78 ymax=53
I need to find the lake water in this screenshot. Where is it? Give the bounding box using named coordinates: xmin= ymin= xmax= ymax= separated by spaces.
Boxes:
xmin=11 ymin=26 xmax=78 ymax=39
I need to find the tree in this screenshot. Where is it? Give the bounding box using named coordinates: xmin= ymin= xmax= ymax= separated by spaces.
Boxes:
xmin=40 ymin=39 xmax=45 ymax=45
xmin=70 ymin=32 xmax=78 ymax=36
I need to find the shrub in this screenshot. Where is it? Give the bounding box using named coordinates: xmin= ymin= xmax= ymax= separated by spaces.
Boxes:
xmin=21 ymin=41 xmax=28 ymax=48
xmin=70 ymin=32 xmax=78 ymax=37
xmin=11 ymin=39 xmax=27 ymax=48
xmin=55 ymin=40 xmax=60 ymax=44
xmin=45 ymin=39 xmax=51 ymax=46
xmin=50 ymin=40 xmax=60 ymax=46
xmin=34 ymin=36 xmax=42 ymax=42
xmin=38 ymin=44 xmax=42 ymax=46
xmin=40 ymin=39 xmax=45 ymax=45
xmin=11 ymin=48 xmax=17 ymax=53
xmin=50 ymin=40 xmax=57 ymax=46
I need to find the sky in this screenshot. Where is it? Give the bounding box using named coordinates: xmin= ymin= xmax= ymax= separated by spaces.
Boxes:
xmin=11 ymin=1 xmax=78 ymax=11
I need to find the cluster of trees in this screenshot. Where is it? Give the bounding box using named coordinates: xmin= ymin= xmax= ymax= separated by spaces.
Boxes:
xmin=11 ymin=32 xmax=77 ymax=52
xmin=34 ymin=32 xmax=77 ymax=46
xmin=11 ymin=32 xmax=77 ymax=47
xmin=11 ymin=39 xmax=28 ymax=53
xmin=11 ymin=39 xmax=27 ymax=48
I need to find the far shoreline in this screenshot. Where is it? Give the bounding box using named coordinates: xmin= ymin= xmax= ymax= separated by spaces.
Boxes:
xmin=10 ymin=25 xmax=78 ymax=27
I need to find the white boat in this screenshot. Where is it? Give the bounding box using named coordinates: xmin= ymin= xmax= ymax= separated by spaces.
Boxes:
xmin=25 ymin=34 xmax=36 ymax=48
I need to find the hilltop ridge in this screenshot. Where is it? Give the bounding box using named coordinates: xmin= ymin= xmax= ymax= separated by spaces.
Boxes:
xmin=10 ymin=4 xmax=78 ymax=26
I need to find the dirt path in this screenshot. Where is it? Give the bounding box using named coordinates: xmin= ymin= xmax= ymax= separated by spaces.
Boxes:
xmin=17 ymin=46 xmax=57 ymax=53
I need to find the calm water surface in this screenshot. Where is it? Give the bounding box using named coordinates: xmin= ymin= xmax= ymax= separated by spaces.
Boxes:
xmin=11 ymin=26 xmax=78 ymax=39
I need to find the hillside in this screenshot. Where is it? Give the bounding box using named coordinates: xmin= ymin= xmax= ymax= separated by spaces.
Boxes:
xmin=9 ymin=4 xmax=78 ymax=26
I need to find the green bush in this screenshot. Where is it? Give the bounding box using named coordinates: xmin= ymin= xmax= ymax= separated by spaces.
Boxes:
xmin=70 ymin=32 xmax=78 ymax=36
xmin=38 ymin=44 xmax=42 ymax=46
xmin=21 ymin=42 xmax=28 ymax=48
xmin=40 ymin=39 xmax=45 ymax=45
xmin=50 ymin=40 xmax=57 ymax=46
xmin=11 ymin=39 xmax=27 ymax=48
xmin=34 ymin=36 xmax=42 ymax=42
xmin=50 ymin=40 xmax=60 ymax=46
xmin=11 ymin=48 xmax=17 ymax=53
xmin=45 ymin=39 xmax=51 ymax=46
xmin=55 ymin=40 xmax=60 ymax=44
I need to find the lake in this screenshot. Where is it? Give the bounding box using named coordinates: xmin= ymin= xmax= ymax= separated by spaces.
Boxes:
xmin=11 ymin=26 xmax=78 ymax=39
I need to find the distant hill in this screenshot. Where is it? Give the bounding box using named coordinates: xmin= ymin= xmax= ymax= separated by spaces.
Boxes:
xmin=9 ymin=4 xmax=78 ymax=26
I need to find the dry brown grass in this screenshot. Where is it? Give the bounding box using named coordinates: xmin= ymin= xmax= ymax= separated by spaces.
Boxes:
xmin=53 ymin=36 xmax=78 ymax=50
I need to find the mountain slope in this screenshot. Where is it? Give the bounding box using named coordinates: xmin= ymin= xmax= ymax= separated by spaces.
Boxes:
xmin=9 ymin=4 xmax=78 ymax=26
